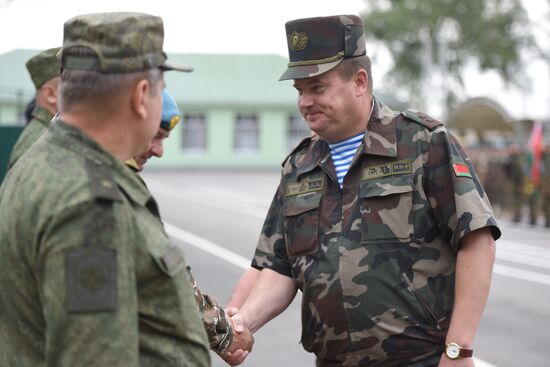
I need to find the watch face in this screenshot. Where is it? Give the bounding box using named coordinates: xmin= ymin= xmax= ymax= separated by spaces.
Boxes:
xmin=446 ymin=343 xmax=460 ymax=359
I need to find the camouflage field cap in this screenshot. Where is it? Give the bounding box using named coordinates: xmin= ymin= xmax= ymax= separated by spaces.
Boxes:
xmin=279 ymin=15 xmax=366 ymax=81
xmin=60 ymin=12 xmax=192 ymax=73
xmin=160 ymin=89 xmax=181 ymax=131
xmin=26 ymin=47 xmax=61 ymax=89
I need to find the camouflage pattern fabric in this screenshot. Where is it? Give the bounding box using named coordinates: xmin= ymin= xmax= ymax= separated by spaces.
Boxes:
xmin=252 ymin=98 xmax=501 ymax=366
xmin=187 ymin=267 xmax=233 ymax=353
xmin=60 ymin=12 xmax=192 ymax=73
xmin=0 ymin=120 xmax=210 ymax=366
xmin=124 ymin=161 xmax=234 ymax=354
xmin=8 ymin=106 xmax=53 ymax=169
xmin=26 ymin=47 xmax=61 ymax=89
xmin=279 ymin=15 xmax=366 ymax=81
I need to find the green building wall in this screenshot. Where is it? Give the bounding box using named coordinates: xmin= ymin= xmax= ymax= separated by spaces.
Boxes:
xmin=150 ymin=106 xmax=298 ymax=169
xmin=0 ymin=50 xmax=406 ymax=170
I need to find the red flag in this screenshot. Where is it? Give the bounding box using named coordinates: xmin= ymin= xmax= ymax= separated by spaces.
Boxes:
xmin=527 ymin=121 xmax=544 ymax=186
xmin=453 ymin=163 xmax=472 ymax=178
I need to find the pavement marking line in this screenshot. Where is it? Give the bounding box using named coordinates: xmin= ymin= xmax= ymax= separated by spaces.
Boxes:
xmin=164 ymin=221 xmax=497 ymax=367
xmin=497 ymin=220 xmax=550 ymax=238
xmin=147 ymin=179 xmax=268 ymax=219
xmin=493 ymin=263 xmax=550 ymax=286
xmin=496 ymin=240 xmax=550 ymax=270
xmin=164 ymin=222 xmax=250 ymax=270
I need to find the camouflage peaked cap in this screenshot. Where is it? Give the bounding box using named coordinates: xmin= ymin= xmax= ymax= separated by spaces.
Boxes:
xmin=26 ymin=47 xmax=61 ymax=89
xmin=279 ymin=15 xmax=366 ymax=81
xmin=60 ymin=12 xmax=192 ymax=73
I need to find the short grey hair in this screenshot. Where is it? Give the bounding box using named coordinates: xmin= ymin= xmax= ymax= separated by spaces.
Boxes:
xmin=58 ymin=47 xmax=163 ymax=111
xmin=337 ymin=55 xmax=373 ymax=93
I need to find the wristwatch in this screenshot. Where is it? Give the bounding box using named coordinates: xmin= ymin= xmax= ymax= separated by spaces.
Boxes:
xmin=445 ymin=342 xmax=473 ymax=360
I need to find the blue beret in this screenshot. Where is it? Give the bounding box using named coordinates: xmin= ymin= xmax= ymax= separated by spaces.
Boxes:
xmin=161 ymin=89 xmax=181 ymax=131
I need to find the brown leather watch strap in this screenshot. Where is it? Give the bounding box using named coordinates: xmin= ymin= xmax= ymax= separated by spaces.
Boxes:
xmin=460 ymin=348 xmax=474 ymax=358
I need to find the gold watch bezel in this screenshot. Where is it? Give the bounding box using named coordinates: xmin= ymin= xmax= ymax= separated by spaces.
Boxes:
xmin=445 ymin=342 xmax=462 ymax=360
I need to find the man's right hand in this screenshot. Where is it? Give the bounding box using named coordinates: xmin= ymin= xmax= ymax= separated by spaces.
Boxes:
xmin=219 ymin=310 xmax=253 ymax=366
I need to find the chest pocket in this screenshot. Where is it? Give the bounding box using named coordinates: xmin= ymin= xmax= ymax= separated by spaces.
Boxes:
xmin=359 ymin=174 xmax=415 ymax=244
xmin=136 ymin=212 xmax=186 ymax=278
xmin=282 ymin=192 xmax=321 ymax=257
xmin=148 ymin=241 xmax=186 ymax=277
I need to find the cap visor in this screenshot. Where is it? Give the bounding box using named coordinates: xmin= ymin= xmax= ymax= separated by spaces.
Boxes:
xmin=160 ymin=61 xmax=193 ymax=72
xmin=278 ymin=59 xmax=342 ymax=81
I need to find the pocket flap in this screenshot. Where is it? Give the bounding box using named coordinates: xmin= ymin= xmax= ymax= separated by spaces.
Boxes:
xmin=282 ymin=192 xmax=322 ymax=216
xmin=360 ymin=174 xmax=414 ymax=198
xmin=150 ymin=245 xmax=186 ymax=277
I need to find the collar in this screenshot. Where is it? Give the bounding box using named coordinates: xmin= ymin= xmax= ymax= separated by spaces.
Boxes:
xmin=361 ymin=97 xmax=398 ymax=158
xmin=31 ymin=106 xmax=54 ymax=126
xmin=48 ymin=120 xmax=152 ymax=207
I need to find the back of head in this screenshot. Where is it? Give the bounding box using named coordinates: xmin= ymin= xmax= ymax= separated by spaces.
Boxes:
xmin=26 ymin=47 xmax=61 ymax=90
xmin=57 ymin=12 xmax=192 ymax=111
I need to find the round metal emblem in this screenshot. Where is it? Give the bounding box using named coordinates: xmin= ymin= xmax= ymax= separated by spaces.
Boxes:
xmin=289 ymin=31 xmax=308 ymax=51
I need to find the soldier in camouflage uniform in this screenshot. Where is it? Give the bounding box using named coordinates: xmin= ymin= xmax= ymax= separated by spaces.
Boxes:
xmin=235 ymin=15 xmax=500 ymax=367
xmin=540 ymin=146 xmax=550 ymax=228
xmin=8 ymin=47 xmax=61 ymax=169
xmin=0 ymin=13 xmax=211 ymax=366
xmin=125 ymin=88 xmax=254 ymax=362
xmin=503 ymin=146 xmax=526 ymax=222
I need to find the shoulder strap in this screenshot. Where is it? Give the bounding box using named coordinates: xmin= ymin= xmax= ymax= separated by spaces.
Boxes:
xmin=85 ymin=159 xmax=122 ymax=202
xmin=401 ymin=110 xmax=444 ymax=131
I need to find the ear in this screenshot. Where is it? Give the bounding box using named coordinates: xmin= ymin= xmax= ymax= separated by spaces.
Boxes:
xmin=42 ymin=83 xmax=58 ymax=105
xmin=354 ymin=69 xmax=369 ymax=97
xmin=131 ymin=79 xmax=150 ymax=120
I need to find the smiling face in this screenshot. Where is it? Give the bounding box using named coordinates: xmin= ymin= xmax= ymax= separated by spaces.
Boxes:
xmin=292 ymin=66 xmax=368 ymax=143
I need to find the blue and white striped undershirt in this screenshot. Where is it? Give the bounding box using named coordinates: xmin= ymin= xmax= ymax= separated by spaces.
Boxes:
xmin=328 ymin=132 xmax=365 ymax=188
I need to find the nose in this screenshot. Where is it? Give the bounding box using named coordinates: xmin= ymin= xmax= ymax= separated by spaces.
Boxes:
xmin=151 ymin=142 xmax=164 ymax=158
xmin=298 ymin=92 xmax=314 ymax=110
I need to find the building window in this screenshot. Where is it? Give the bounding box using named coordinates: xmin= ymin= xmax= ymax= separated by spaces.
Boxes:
xmin=287 ymin=115 xmax=310 ymax=150
xmin=234 ymin=114 xmax=259 ymax=154
xmin=182 ymin=114 xmax=207 ymax=153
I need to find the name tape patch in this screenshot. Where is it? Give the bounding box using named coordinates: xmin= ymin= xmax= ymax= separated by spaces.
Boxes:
xmin=285 ymin=178 xmax=325 ymax=196
xmin=362 ymin=160 xmax=413 ymax=181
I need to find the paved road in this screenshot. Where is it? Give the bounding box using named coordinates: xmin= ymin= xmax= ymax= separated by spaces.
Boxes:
xmin=142 ymin=169 xmax=550 ymax=367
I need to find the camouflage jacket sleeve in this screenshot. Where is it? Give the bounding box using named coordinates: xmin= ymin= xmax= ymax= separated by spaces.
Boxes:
xmin=30 ymin=200 xmax=141 ymax=365
xmin=424 ymin=127 xmax=501 ymax=250
xmin=187 ymin=266 xmax=233 ymax=353
xmin=251 ymin=184 xmax=293 ymax=277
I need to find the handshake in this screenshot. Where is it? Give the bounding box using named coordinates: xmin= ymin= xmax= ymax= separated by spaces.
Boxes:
xmin=218 ymin=307 xmax=253 ymax=366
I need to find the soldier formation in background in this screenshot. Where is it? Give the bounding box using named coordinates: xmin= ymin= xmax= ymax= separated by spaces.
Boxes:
xmin=472 ymin=143 xmax=550 ymax=228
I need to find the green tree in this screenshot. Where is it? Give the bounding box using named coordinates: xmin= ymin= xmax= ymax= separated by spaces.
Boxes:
xmin=362 ymin=0 xmax=534 ymax=115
